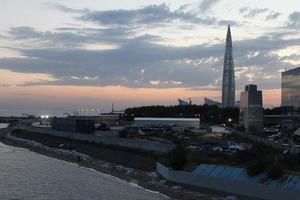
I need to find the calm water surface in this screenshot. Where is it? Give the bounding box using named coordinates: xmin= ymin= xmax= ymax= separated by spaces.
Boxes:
xmin=0 ymin=142 xmax=168 ymax=200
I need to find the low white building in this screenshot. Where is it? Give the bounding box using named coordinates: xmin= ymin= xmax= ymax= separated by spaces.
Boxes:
xmin=134 ymin=117 xmax=200 ymax=129
xmin=209 ymin=126 xmax=231 ymax=134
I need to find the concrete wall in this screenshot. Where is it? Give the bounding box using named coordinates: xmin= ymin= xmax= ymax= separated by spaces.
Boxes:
xmin=156 ymin=162 xmax=300 ymax=200
xmin=18 ymin=126 xmax=174 ymax=154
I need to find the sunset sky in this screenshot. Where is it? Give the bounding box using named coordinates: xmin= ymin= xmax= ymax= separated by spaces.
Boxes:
xmin=0 ymin=0 xmax=300 ymax=115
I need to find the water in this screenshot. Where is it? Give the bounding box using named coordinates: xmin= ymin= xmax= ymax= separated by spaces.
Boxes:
xmin=0 ymin=142 xmax=168 ymax=200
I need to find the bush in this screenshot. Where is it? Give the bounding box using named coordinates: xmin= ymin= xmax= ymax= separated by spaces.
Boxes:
xmin=118 ymin=129 xmax=128 ymax=138
xmin=249 ymin=125 xmax=257 ymax=133
xmin=169 ymin=143 xmax=187 ymax=170
xmin=236 ymin=125 xmax=245 ymax=132
xmin=267 ymin=165 xmax=284 ymax=180
xmin=246 ymin=160 xmax=268 ymax=176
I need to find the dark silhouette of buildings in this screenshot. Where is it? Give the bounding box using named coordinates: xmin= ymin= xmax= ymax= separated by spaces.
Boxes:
xmin=52 ymin=117 xmax=95 ymax=134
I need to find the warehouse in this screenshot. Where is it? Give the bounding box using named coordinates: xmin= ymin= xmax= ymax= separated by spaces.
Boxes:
xmin=52 ymin=117 xmax=95 ymax=134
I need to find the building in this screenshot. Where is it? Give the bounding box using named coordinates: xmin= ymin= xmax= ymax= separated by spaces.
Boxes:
xmin=282 ymin=67 xmax=300 ymax=108
xmin=178 ymin=98 xmax=191 ymax=106
xmin=52 ymin=117 xmax=95 ymax=134
xmin=222 ymin=25 xmax=235 ymax=108
xmin=70 ymin=114 xmax=122 ymax=127
xmin=239 ymin=85 xmax=263 ymax=132
xmin=134 ymin=117 xmax=200 ymax=129
xmin=204 ymin=98 xmax=222 ymax=107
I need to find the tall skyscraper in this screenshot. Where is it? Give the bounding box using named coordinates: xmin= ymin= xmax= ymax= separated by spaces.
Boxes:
xmin=222 ymin=25 xmax=235 ymax=108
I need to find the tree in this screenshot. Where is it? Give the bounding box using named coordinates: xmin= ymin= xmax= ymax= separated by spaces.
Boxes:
xmin=246 ymin=160 xmax=268 ymax=176
xmin=169 ymin=143 xmax=187 ymax=170
xmin=267 ymin=164 xmax=284 ymax=180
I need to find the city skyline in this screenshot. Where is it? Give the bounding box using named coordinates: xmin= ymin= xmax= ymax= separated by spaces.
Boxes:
xmin=0 ymin=0 xmax=300 ymax=114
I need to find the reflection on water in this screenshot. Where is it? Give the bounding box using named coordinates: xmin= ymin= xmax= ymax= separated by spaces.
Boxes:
xmin=0 ymin=142 xmax=167 ymax=200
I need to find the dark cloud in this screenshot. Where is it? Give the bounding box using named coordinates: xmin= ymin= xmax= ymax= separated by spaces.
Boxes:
xmin=265 ymin=11 xmax=281 ymax=21
xmin=7 ymin=26 xmax=134 ymax=48
xmin=239 ymin=7 xmax=282 ymax=21
xmin=199 ymin=0 xmax=220 ymax=12
xmin=0 ymin=3 xmax=297 ymax=91
xmin=286 ymin=12 xmax=300 ymax=28
xmin=80 ymin=3 xmax=216 ymax=26
xmin=47 ymin=3 xmax=239 ymax=28
xmin=1 ymin=29 xmax=299 ymax=90
xmin=43 ymin=3 xmax=85 ymax=14
xmin=239 ymin=7 xmax=269 ymax=18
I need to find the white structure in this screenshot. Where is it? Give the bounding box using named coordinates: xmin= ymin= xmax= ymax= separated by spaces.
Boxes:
xmin=134 ymin=117 xmax=200 ymax=129
xmin=209 ymin=125 xmax=231 ymax=134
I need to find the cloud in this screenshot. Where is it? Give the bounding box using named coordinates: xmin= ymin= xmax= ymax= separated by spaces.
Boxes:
xmin=0 ymin=3 xmax=298 ymax=92
xmin=239 ymin=7 xmax=269 ymax=18
xmin=239 ymin=7 xmax=281 ymax=21
xmin=286 ymin=12 xmax=300 ymax=28
xmin=47 ymin=3 xmax=239 ymax=28
xmin=79 ymin=3 xmax=217 ymax=26
xmin=7 ymin=26 xmax=133 ymax=48
xmin=199 ymin=0 xmax=220 ymax=12
xmin=43 ymin=2 xmax=85 ymax=14
xmin=265 ymin=11 xmax=281 ymax=21
xmin=1 ymin=28 xmax=299 ymax=90
xmin=0 ymin=83 xmax=9 ymax=87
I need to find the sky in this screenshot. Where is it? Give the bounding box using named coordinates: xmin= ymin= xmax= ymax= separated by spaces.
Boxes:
xmin=0 ymin=0 xmax=299 ymax=116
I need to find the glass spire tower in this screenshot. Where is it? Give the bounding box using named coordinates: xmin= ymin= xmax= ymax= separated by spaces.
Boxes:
xmin=222 ymin=25 xmax=235 ymax=108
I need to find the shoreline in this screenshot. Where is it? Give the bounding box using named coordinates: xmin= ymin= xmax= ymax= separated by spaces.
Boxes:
xmin=0 ymin=132 xmax=229 ymax=200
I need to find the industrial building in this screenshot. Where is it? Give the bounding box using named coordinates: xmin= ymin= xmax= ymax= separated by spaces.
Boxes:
xmin=282 ymin=67 xmax=300 ymax=108
xmin=134 ymin=117 xmax=200 ymax=129
xmin=239 ymin=85 xmax=263 ymax=133
xmin=52 ymin=117 xmax=95 ymax=134
xmin=68 ymin=114 xmax=121 ymax=126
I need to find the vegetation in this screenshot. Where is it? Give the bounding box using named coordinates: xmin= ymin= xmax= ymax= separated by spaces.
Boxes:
xmin=236 ymin=125 xmax=245 ymax=132
xmin=264 ymin=106 xmax=300 ymax=115
xmin=246 ymin=160 xmax=269 ymax=176
xmin=169 ymin=143 xmax=187 ymax=170
xmin=118 ymin=129 xmax=128 ymax=138
xmin=267 ymin=164 xmax=284 ymax=180
xmin=124 ymin=105 xmax=239 ymax=124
